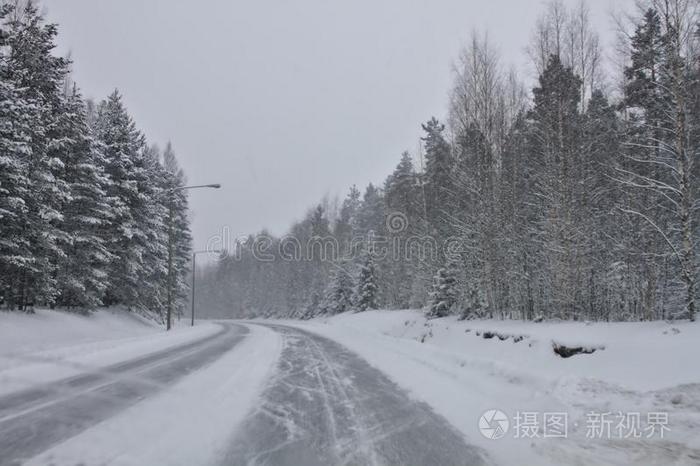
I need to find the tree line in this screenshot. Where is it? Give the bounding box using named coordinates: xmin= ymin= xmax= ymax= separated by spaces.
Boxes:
xmin=199 ymin=0 xmax=699 ymax=322
xmin=0 ymin=2 xmax=192 ymax=320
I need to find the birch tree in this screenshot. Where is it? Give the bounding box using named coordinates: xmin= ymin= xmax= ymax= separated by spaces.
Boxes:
xmin=617 ymin=0 xmax=699 ymax=320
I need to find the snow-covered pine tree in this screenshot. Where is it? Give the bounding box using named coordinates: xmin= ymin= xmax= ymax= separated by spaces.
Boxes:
xmin=526 ymin=54 xmax=584 ymax=319
xmin=334 ymin=185 xmax=361 ymax=257
xmin=94 ymin=90 xmax=148 ymax=309
xmin=427 ymin=260 xmax=458 ymax=318
xmin=582 ymin=90 xmax=624 ymax=321
xmin=0 ymin=4 xmax=35 ymax=309
xmin=421 ymin=117 xmax=453 ymax=248
xmin=355 ymin=252 xmax=379 ymax=312
xmin=301 ymin=290 xmax=322 ymax=320
xmin=459 ymin=282 xmax=487 ymax=320
xmin=53 ymin=86 xmax=115 ymax=309
xmin=354 ymin=183 xmax=385 ymax=237
xmin=322 ymin=263 xmax=354 ymax=315
xmin=0 ymin=84 xmax=33 ymax=310
xmin=352 ymin=185 xmax=385 ymax=310
xmin=0 ymin=3 xmax=195 ymax=316
xmin=135 ymin=144 xmax=169 ymax=318
xmin=309 ymin=204 xmax=331 ymax=301
xmin=384 ymin=151 xmax=421 ymax=308
xmin=3 ymin=2 xmax=73 ymax=308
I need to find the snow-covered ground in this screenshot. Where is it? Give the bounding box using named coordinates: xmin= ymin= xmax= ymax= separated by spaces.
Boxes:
xmin=2 ymin=308 xmax=699 ymax=465
xmin=0 ymin=308 xmax=221 ymax=396
xmin=283 ymin=310 xmax=700 ymax=466
xmin=0 ymin=307 xmax=157 ymax=355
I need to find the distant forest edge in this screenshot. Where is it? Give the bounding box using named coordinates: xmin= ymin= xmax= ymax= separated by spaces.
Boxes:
xmin=198 ymin=0 xmax=700 ymax=322
xmin=0 ymin=2 xmax=192 ymax=321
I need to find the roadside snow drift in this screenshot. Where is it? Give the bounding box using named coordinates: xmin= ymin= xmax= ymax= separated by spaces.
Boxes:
xmin=0 ymin=309 xmax=220 ymax=396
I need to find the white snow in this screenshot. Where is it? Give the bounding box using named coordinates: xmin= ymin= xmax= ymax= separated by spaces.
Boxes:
xmin=4 ymin=308 xmax=699 ymax=465
xmin=0 ymin=308 xmax=221 ymax=396
xmin=0 ymin=307 xmax=157 ymax=355
xmin=280 ymin=310 xmax=700 ymax=466
xmin=25 ymin=323 xmax=282 ymax=466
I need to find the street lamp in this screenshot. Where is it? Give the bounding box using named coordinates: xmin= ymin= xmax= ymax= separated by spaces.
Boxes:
xmin=173 ymin=184 xmax=221 ymax=190
xmin=166 ymin=183 xmax=221 ymax=331
xmin=190 ymin=249 xmax=223 ymax=326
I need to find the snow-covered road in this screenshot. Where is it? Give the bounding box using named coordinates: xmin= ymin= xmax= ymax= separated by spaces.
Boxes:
xmin=0 ymin=313 xmax=490 ymax=466
xmin=225 ymin=323 xmax=488 ymax=466
xmin=0 ymin=322 xmax=248 ymax=466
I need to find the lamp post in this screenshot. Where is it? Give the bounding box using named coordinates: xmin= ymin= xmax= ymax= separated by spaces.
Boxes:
xmin=190 ymin=249 xmax=222 ymax=326
xmin=165 ymin=183 xmax=221 ymax=331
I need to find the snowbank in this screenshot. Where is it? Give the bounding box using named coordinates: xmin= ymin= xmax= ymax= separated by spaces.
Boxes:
xmin=0 ymin=308 xmax=156 ymax=356
xmin=0 ymin=308 xmax=221 ymax=395
xmin=308 ymin=310 xmax=699 ymax=391
xmin=283 ymin=310 xmax=700 ymax=466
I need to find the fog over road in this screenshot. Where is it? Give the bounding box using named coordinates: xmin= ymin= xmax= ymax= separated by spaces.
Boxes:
xmin=224 ymin=324 xmax=487 ymax=466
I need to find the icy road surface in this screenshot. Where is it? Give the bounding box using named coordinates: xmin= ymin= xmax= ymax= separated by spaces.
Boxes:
xmin=0 ymin=322 xmax=247 ymax=466
xmin=224 ymin=323 xmax=488 ymax=466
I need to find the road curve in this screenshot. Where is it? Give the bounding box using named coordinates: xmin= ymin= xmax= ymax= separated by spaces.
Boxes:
xmin=0 ymin=322 xmax=248 ymax=466
xmin=224 ymin=323 xmax=489 ymax=466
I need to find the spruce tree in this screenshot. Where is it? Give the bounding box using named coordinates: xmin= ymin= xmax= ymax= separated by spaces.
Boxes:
xmin=355 ymin=253 xmax=379 ymax=312
xmin=334 ymin=185 xmax=361 ymax=256
xmin=137 ymin=144 xmax=169 ymax=318
xmin=0 ymin=3 xmax=194 ymax=316
xmin=322 ymin=264 xmax=354 ymax=315
xmin=54 ymin=87 xmax=114 ymax=309
xmin=384 ymin=151 xmax=421 ymax=308
xmin=3 ymin=2 xmax=73 ymax=308
xmin=624 ymin=9 xmax=664 ymax=119
xmin=0 ymin=4 xmax=34 ymax=309
xmin=582 ymin=90 xmax=623 ymax=320
xmin=526 ymin=54 xmax=583 ymax=319
xmin=427 ymin=261 xmax=458 ymax=318
xmin=421 ymin=117 xmax=453 ymax=245
xmin=354 ymin=183 xmax=385 ymax=236
xmin=94 ymin=90 xmax=147 ymax=308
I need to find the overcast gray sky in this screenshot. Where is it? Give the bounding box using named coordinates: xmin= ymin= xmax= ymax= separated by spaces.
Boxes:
xmin=43 ymin=0 xmax=631 ymax=249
